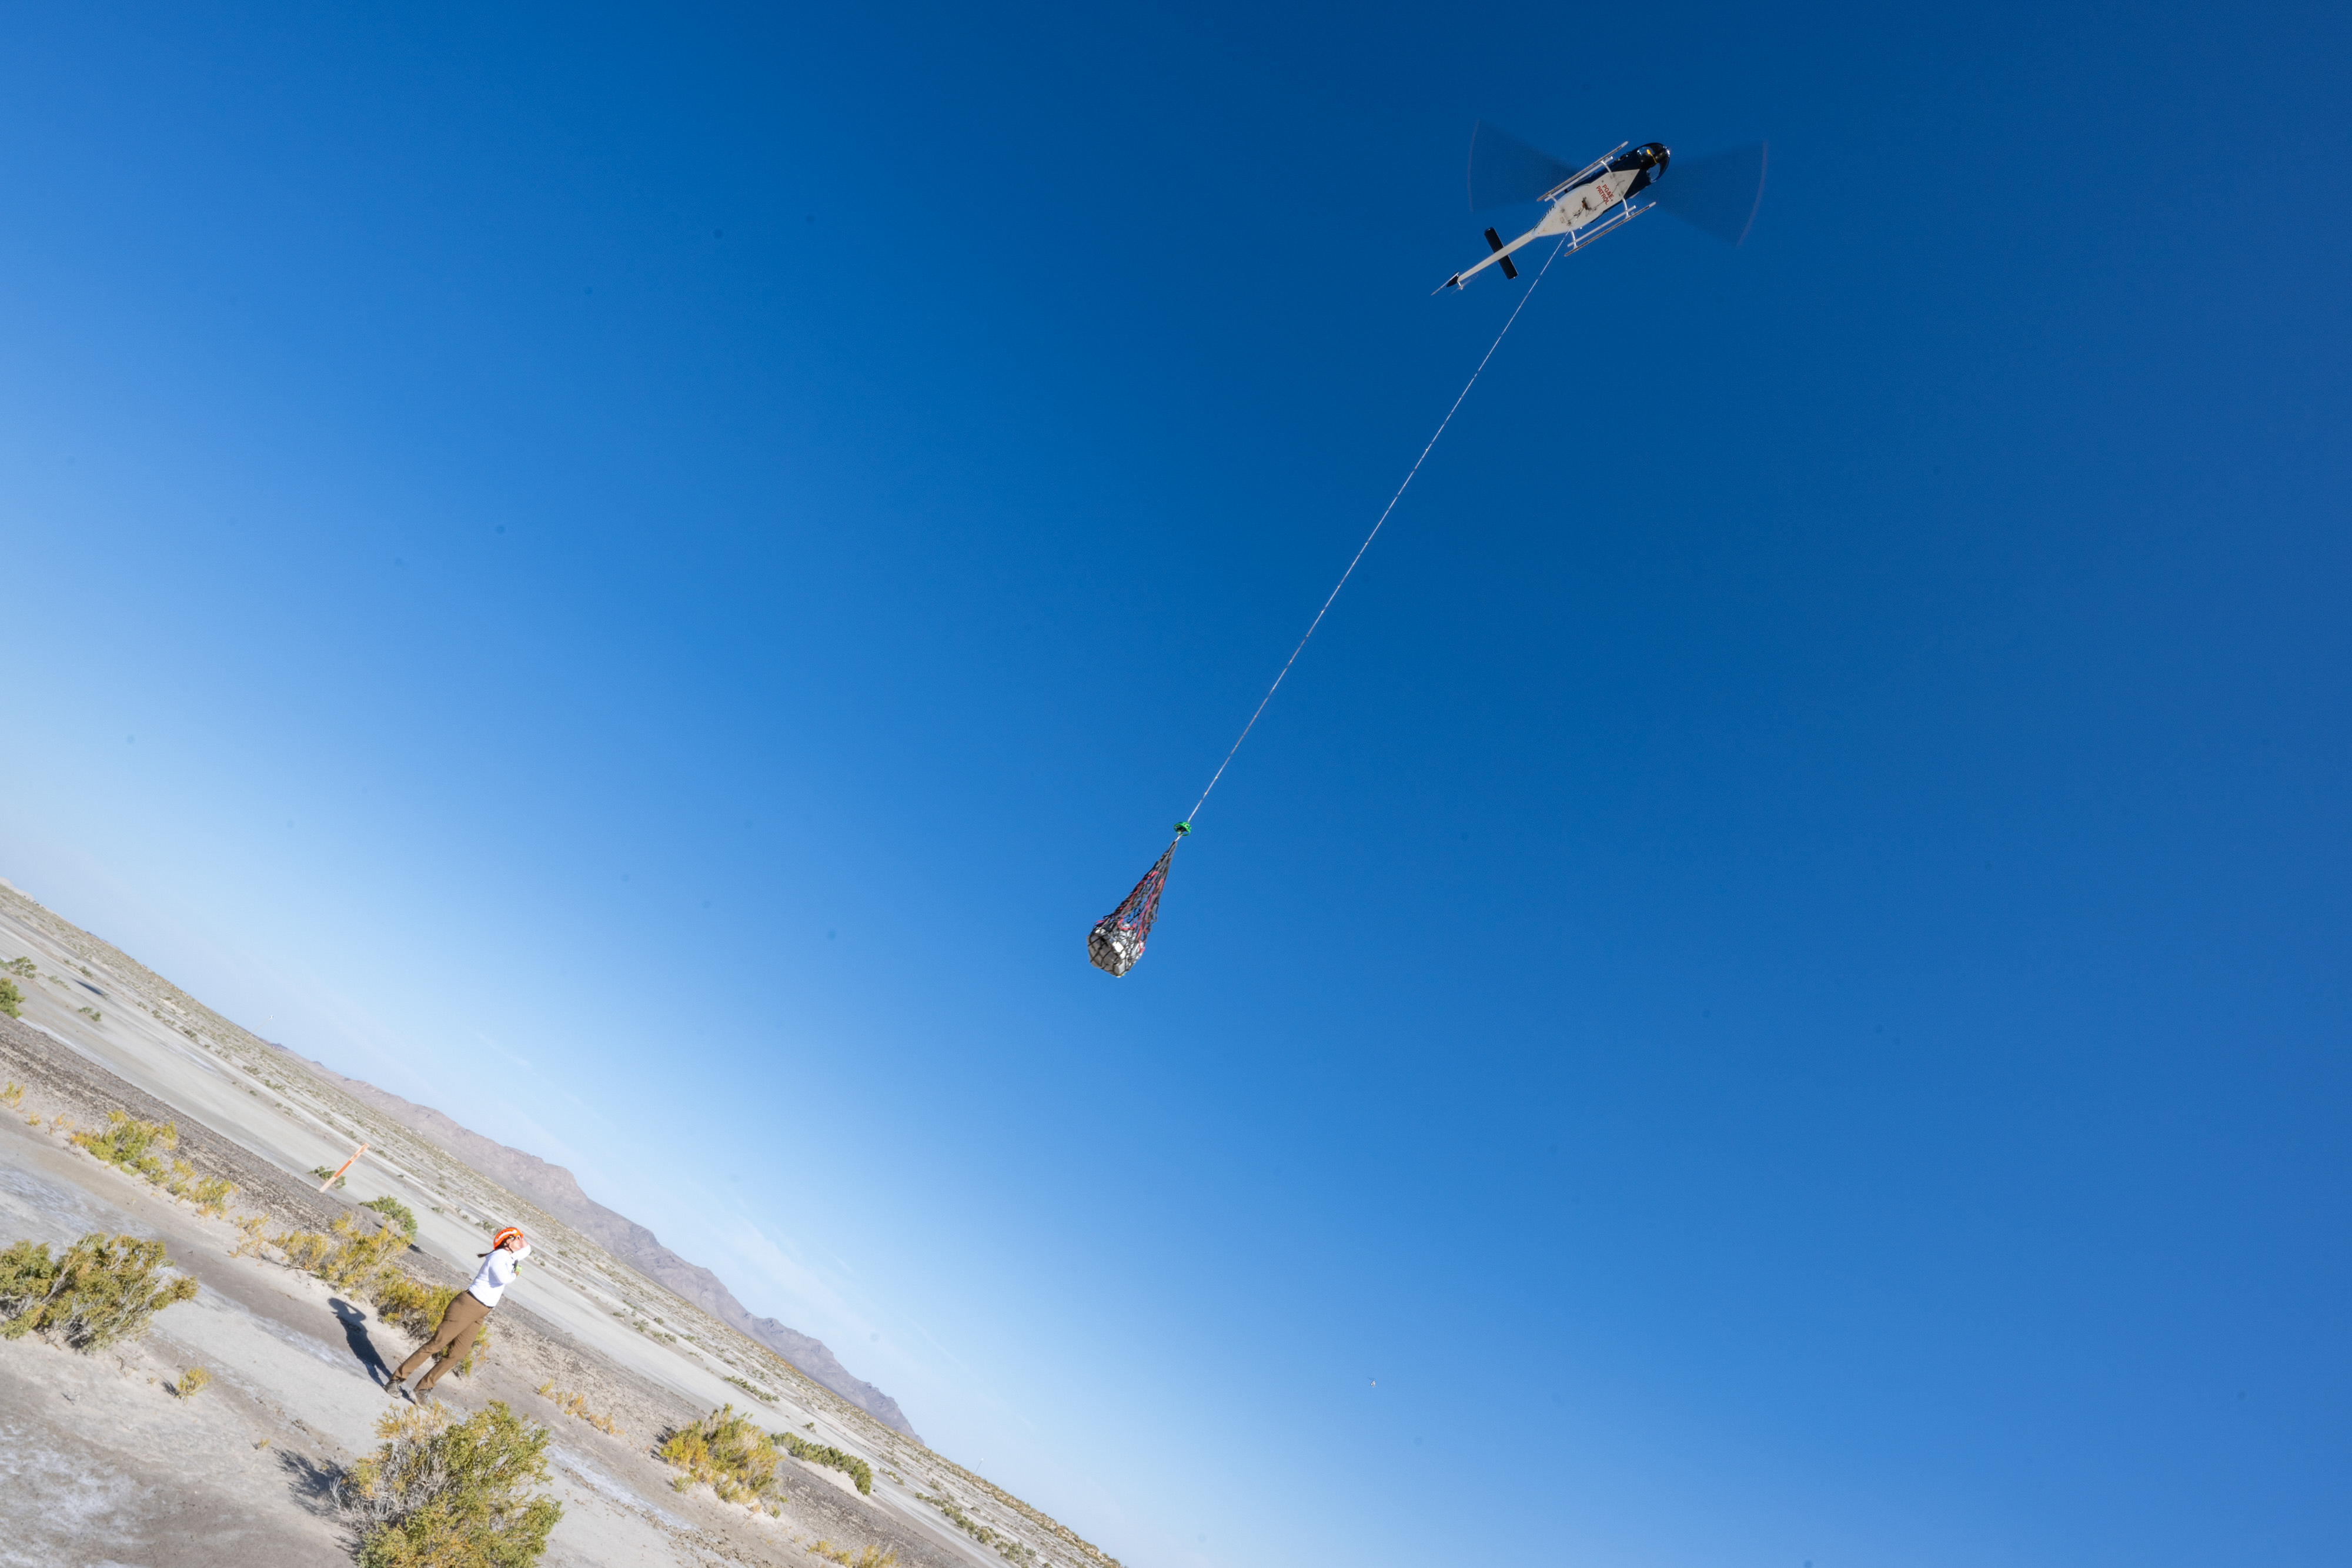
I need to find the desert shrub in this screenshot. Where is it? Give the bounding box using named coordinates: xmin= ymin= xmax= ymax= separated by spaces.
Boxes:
xmin=723 ymin=1375 xmax=776 ymax=1404
xmin=533 ymin=1379 xmax=624 ymax=1437
xmin=657 ymin=1405 xmax=779 ymax=1507
xmin=274 ymin=1212 xmax=407 ymax=1292
xmin=811 ymin=1543 xmax=898 ymax=1567
xmin=1 ymin=978 xmax=25 ymax=1018
xmin=3 ymin=956 xmax=34 ymax=978
xmin=74 ymin=1112 xmax=178 ymax=1179
xmin=362 ymin=1195 xmax=419 ymax=1241
xmin=619 ymin=1312 xmax=678 ymax=1343
xmin=78 ymin=1005 xmax=102 ymax=1022
xmin=71 ymin=1115 xmax=239 ymax=1216
xmin=0 ymin=1232 xmax=199 ymax=1349
xmin=923 ymin=1495 xmax=980 ymax=1535
xmin=1 ymin=1082 xmax=21 ymax=1108
xmin=233 ymin=1215 xmax=269 ymax=1257
xmin=338 ymin=1400 xmax=562 ymax=1568
xmin=184 ymin=1174 xmax=237 ymax=1219
xmin=275 ymin=1228 xmax=333 ymax=1272
xmin=312 ymin=1165 xmax=350 ymax=1190
xmin=177 ymin=1366 xmax=213 ymax=1397
xmin=920 ymin=1495 xmax=1037 ymax=1562
xmin=782 ymin=1432 xmax=874 ymax=1495
xmin=372 ymin=1272 xmax=456 ymax=1336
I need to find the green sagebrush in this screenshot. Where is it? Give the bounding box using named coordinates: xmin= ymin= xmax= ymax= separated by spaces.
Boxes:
xmin=657 ymin=1404 xmax=780 ymax=1507
xmin=73 ymin=1113 xmax=237 ymax=1217
xmin=339 ymin=1400 xmax=562 ymax=1568
xmin=0 ymin=1232 xmax=198 ymax=1350
xmin=74 ymin=1111 xmax=176 ymax=1178
xmin=361 ymin=1195 xmax=420 ymax=1241
xmin=781 ymin=1431 xmax=874 ymax=1495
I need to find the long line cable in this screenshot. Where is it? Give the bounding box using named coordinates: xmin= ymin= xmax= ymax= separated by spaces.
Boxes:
xmin=1184 ymin=238 xmax=1568 ymax=826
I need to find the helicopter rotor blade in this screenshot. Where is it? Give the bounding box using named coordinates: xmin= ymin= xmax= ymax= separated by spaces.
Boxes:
xmin=1653 ymin=142 xmax=1768 ymax=245
xmin=1467 ymin=121 xmax=1579 ymax=211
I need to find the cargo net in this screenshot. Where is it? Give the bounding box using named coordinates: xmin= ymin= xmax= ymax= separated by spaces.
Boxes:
xmin=1088 ymin=838 xmax=1178 ymax=977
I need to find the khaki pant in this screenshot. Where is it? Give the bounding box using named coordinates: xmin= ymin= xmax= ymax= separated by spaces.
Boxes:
xmin=395 ymin=1290 xmax=489 ymax=1392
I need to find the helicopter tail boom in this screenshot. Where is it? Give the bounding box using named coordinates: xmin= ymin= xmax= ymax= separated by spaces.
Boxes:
xmin=1439 ymin=194 xmax=1656 ymax=292
xmin=1435 ymin=220 xmax=1545 ymax=292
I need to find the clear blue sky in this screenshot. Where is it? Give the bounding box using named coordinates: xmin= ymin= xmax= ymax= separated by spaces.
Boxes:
xmin=2 ymin=4 xmax=2347 ymax=1564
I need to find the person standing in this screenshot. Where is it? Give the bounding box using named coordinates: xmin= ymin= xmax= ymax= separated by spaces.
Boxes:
xmin=389 ymin=1225 xmax=531 ymax=1399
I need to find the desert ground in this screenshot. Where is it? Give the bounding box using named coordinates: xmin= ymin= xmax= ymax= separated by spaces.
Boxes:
xmin=0 ymin=878 xmax=1118 ymax=1568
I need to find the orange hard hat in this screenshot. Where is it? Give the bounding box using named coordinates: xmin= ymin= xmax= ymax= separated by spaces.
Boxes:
xmin=492 ymin=1226 xmax=527 ymax=1251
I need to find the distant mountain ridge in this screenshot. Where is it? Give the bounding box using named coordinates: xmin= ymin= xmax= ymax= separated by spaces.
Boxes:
xmin=291 ymin=1050 xmax=919 ymax=1440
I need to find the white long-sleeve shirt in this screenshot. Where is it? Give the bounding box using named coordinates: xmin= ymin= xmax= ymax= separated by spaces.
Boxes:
xmin=466 ymin=1245 xmax=526 ymax=1307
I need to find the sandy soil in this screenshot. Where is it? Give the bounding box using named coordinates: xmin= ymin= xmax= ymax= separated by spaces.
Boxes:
xmin=0 ymin=884 xmax=1118 ymax=1568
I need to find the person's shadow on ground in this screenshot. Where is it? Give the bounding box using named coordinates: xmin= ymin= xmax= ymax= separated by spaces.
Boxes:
xmin=278 ymin=1447 xmax=344 ymax=1517
xmin=330 ymin=1298 xmax=393 ymax=1386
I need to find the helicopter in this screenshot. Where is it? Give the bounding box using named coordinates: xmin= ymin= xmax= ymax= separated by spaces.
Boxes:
xmin=1439 ymin=125 xmax=1766 ymax=292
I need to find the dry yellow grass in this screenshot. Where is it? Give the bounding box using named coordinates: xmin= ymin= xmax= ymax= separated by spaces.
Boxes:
xmin=176 ymin=1366 xmax=212 ymax=1398
xmin=810 ymin=1542 xmax=897 ymax=1567
xmin=534 ymin=1380 xmax=624 ymax=1439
